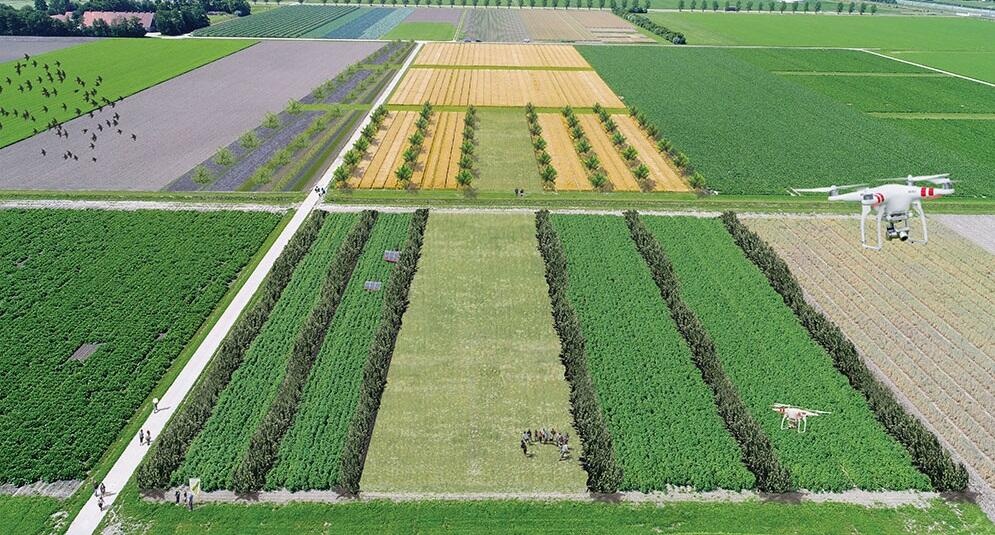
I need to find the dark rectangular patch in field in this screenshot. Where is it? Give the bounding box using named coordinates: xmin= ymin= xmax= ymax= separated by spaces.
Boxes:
xmin=68 ymin=343 xmax=103 ymax=363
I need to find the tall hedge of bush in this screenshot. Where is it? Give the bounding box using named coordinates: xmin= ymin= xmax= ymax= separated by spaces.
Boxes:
xmin=624 ymin=211 xmax=792 ymax=493
xmin=137 ymin=212 xmax=327 ymax=491
xmin=337 ymin=209 xmax=429 ymax=494
xmin=230 ymin=211 xmax=378 ymax=493
xmin=535 ymin=210 xmax=623 ymax=494
xmin=614 ymin=9 xmax=686 ymax=44
xmin=720 ymin=212 xmax=968 ymax=492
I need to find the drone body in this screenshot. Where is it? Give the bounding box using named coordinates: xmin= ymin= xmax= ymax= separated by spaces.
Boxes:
xmin=792 ymin=174 xmax=955 ymax=250
xmin=772 ymin=404 xmax=831 ymax=433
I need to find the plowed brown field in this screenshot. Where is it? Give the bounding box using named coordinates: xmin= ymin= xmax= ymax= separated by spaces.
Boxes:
xmin=748 ymin=217 xmax=995 ymax=491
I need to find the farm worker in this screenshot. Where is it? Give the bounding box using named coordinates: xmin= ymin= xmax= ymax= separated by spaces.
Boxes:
xmin=93 ymin=482 xmax=99 ymax=497
xmin=175 ymin=490 xmax=180 ymax=504
xmin=97 ymin=496 xmax=104 ymax=511
xmin=559 ymin=443 xmax=570 ymax=460
xmin=520 ymin=439 xmax=528 ymax=457
xmin=188 ymin=493 xmax=194 ymax=511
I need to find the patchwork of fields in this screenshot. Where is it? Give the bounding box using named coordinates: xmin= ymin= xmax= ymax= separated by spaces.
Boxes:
xmin=0 ymin=208 xmax=280 ymax=484
xmin=194 ymin=6 xmax=462 ymax=40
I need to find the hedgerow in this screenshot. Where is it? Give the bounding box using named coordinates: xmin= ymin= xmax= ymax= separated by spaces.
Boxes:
xmin=230 ymin=211 xmax=378 ymax=493
xmin=137 ymin=211 xmax=326 ymax=491
xmin=624 ymin=212 xmax=792 ymax=493
xmin=535 ymin=210 xmax=622 ymax=494
xmin=613 ymin=8 xmax=686 ymax=44
xmin=338 ymin=209 xmax=429 ymax=494
xmin=721 ymin=212 xmax=969 ymax=492
xmin=455 ymin=105 xmax=479 ymax=190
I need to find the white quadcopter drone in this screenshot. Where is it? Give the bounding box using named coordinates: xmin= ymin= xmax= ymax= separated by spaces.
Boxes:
xmin=772 ymin=404 xmax=831 ymax=434
xmin=791 ymin=174 xmax=954 ymax=250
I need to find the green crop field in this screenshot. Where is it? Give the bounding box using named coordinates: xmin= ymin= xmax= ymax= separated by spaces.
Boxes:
xmin=361 ymin=213 xmax=587 ymax=493
xmin=550 ymin=214 xmax=754 ymax=491
xmin=193 ymin=5 xmax=358 ymax=37
xmin=642 ymin=216 xmax=930 ymax=491
xmin=645 ymin=13 xmax=995 ymax=50
xmin=384 ymin=22 xmax=457 ymax=40
xmin=174 ymin=214 xmax=355 ymax=491
xmin=889 ymin=118 xmax=995 ymax=175
xmin=0 ymin=496 xmax=64 ymax=534
xmin=0 ymin=209 xmax=279 ymax=484
xmin=884 ymin=50 xmax=995 ymax=84
xmin=476 ymin=110 xmax=544 ymax=193
xmin=266 ymin=213 xmax=411 ymax=491
xmin=726 ymin=48 xmax=928 ymax=73
xmin=0 ymin=39 xmax=252 ymax=148
xmin=787 ymin=74 xmax=995 ymax=114
xmin=580 ymin=46 xmax=992 ymax=196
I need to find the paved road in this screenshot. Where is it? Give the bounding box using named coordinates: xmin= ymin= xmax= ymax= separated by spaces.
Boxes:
xmin=65 ymin=41 xmax=423 ymax=535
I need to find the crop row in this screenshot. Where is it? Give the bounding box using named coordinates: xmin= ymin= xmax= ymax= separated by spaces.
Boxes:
xmin=194 ymin=6 xmax=358 ymax=38
xmin=339 ymin=209 xmax=429 ymax=493
xmin=721 ymin=213 xmax=969 ymax=491
xmin=266 ymin=213 xmax=412 ymax=491
xmin=525 ymin=103 xmax=558 ymax=190
xmin=0 ymin=210 xmax=278 ymax=485
xmin=231 ymin=211 xmax=378 ymax=492
xmin=549 ymin=214 xmax=755 ymax=491
xmin=393 ymin=103 xmax=434 ymax=187
xmin=136 ymin=211 xmax=325 ymax=490
xmin=172 ymin=214 xmax=357 ymax=491
xmin=640 ymin=215 xmax=930 ymax=491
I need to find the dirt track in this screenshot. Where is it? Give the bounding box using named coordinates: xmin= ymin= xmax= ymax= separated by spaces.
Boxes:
xmin=0 ymin=40 xmax=382 ymax=191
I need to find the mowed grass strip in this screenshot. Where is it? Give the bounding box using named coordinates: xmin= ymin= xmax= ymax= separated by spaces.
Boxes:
xmin=174 ymin=214 xmax=357 ymax=491
xmin=0 ymin=38 xmax=254 ymax=148
xmin=266 ymin=213 xmax=412 ymax=491
xmin=476 ymin=109 xmax=543 ymax=192
xmin=550 ymin=215 xmax=753 ymax=491
xmin=361 ymin=213 xmax=586 ymax=493
xmin=642 ymin=216 xmax=930 ymax=491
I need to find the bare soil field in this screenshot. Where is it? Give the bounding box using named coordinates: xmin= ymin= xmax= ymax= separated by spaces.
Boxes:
xmin=748 ymin=217 xmax=995 ymax=493
xmin=0 ymin=40 xmax=382 ymax=191
xmin=415 ymin=43 xmax=589 ymax=68
xmin=0 ymin=36 xmax=99 ymax=63
xmin=522 ymin=11 xmax=651 ymax=43
xmin=390 ymin=68 xmax=622 ymax=107
xmin=404 ymin=7 xmax=464 ymax=24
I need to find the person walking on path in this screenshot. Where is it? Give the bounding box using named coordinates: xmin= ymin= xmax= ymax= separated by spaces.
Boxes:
xmin=99 ymin=482 xmax=105 ymax=496
xmin=174 ymin=490 xmax=180 ymax=504
xmin=152 ymin=398 xmax=159 ymax=414
xmin=97 ymin=496 xmax=104 ymax=511
xmin=138 ymin=430 xmax=144 ymax=445
xmin=187 ymin=493 xmax=194 ymax=511
xmin=93 ymin=482 xmax=99 ymax=497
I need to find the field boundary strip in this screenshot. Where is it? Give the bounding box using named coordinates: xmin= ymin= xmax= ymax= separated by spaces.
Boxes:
xmin=65 ymin=39 xmax=424 ymax=535
xmin=0 ymin=200 xmax=293 ymax=213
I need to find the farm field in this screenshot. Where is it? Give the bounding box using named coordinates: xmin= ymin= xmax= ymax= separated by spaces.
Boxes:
xmin=887 ymin=119 xmax=995 ymax=177
xmin=193 ymin=5 xmax=357 ymax=37
xmin=384 ymin=22 xmax=456 ymax=40
xmin=461 ymin=9 xmax=530 ymax=42
xmin=579 ymin=45 xmax=992 ymax=196
xmin=612 ymin=115 xmax=689 ymax=192
xmin=266 ymin=213 xmax=411 ymax=490
xmin=644 ymin=13 xmax=995 ymax=50
xmin=415 ymin=111 xmax=464 ymax=189
xmin=476 ymin=109 xmax=543 ymax=192
xmin=642 ymin=216 xmax=929 ymax=491
xmin=549 ymin=214 xmax=754 ymax=491
xmin=353 ymin=111 xmax=419 ymax=189
xmin=726 ymin=48 xmax=930 ymax=73
xmin=884 ymin=50 xmax=995 ymax=84
xmin=106 ymin=492 xmax=995 ymax=535
xmin=577 ymin=114 xmax=641 ymax=192
xmin=362 ymin=213 xmax=587 ymax=493
xmin=0 ymin=40 xmax=382 ymax=191
xmin=787 ymin=74 xmax=995 ymax=114
xmin=414 ymin=42 xmax=589 ymax=68
xmin=174 ymin=214 xmax=357 ymax=491
xmin=748 ymin=217 xmax=995 ymax=491
xmin=0 ymin=208 xmax=280 ymax=485
xmin=0 ymin=38 xmax=252 ymax=149
xmin=537 ymin=113 xmax=591 ymax=191
xmin=390 ymin=68 xmax=623 ymax=107
xmin=521 ymin=10 xmax=652 ymax=43
xmin=0 ymin=36 xmax=99 ymax=63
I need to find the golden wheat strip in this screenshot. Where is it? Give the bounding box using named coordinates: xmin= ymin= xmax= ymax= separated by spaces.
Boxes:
xmin=354 ymin=112 xmax=397 ymax=188
xmin=537 ymin=114 xmax=585 ymax=191
xmin=579 ymin=115 xmax=639 ymax=191
xmin=378 ymin=112 xmax=418 ymax=189
xmin=358 ymin=112 xmax=404 ymax=188
xmin=411 ymin=113 xmax=441 ymax=187
xmin=444 ymin=113 xmax=466 ymax=188
xmin=613 ymin=115 xmax=689 ymax=192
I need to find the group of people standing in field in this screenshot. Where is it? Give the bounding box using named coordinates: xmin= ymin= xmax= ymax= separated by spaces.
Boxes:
xmin=520 ymin=428 xmax=571 ymax=461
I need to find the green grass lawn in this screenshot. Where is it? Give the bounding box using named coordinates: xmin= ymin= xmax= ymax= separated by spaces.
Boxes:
xmin=106 ymin=492 xmax=994 ymax=534
xmin=383 ymin=22 xmax=457 ymax=40
xmin=0 ymin=496 xmax=65 ymax=534
xmin=361 ymin=213 xmax=587 ymax=493
xmin=476 ymin=110 xmax=543 ymax=193
xmin=646 ymin=12 xmax=995 ymax=50
xmin=0 ymin=38 xmax=253 ymax=148
xmin=884 ymin=50 xmax=995 ymax=83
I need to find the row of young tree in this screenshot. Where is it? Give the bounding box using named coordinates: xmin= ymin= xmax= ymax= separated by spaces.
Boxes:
xmin=525 ymin=103 xmax=558 ymax=190
xmin=0 ymin=0 xmax=248 ymax=37
xmin=562 ymin=106 xmax=613 ymax=192
xmin=454 ymin=105 xmax=478 ymax=190
xmin=593 ymin=103 xmax=653 ymax=192
xmin=334 ymin=105 xmax=390 ymax=187
xmin=626 ymin=105 xmax=706 ymax=191
xmin=393 ymin=102 xmax=433 ymax=188
xmin=252 ymin=0 xmax=648 ymax=9
xmin=678 ymin=0 xmax=880 ymax=13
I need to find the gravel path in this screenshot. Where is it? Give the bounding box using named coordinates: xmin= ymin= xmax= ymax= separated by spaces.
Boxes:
xmin=0 ymin=200 xmax=293 ymax=212
xmin=0 ymin=40 xmax=382 ymax=191
xmin=0 ymin=36 xmax=100 ymax=63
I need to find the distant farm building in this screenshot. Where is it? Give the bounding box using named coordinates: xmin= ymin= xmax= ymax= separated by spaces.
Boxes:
xmin=82 ymin=11 xmax=157 ymax=32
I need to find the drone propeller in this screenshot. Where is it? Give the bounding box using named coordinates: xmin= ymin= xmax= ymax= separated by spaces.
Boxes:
xmin=877 ymin=174 xmax=953 ymax=185
xmin=791 ymin=183 xmax=866 ymax=194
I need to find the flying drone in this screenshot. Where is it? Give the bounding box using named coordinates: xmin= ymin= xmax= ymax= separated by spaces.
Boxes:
xmin=791 ymin=174 xmax=955 ymax=250
xmin=772 ymin=404 xmax=831 ymax=434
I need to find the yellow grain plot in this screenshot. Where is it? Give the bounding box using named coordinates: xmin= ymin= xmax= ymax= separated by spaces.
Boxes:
xmin=391 ymin=69 xmax=623 ymax=108
xmin=415 ymin=43 xmax=590 ymax=68
xmin=415 ymin=111 xmax=465 ymax=189
xmin=577 ymin=114 xmax=640 ymax=192
xmin=613 ymin=115 xmax=690 ymax=192
xmin=537 ymin=113 xmax=590 ymax=191
xmin=354 ymin=111 xmax=418 ymax=189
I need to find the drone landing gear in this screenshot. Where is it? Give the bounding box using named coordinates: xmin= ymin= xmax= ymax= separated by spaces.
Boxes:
xmin=779 ymin=414 xmax=807 ymax=433
xmin=860 ymin=201 xmax=928 ymax=250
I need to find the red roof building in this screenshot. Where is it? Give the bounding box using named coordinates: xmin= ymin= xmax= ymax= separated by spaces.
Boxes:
xmin=81 ymin=11 xmax=156 ymax=31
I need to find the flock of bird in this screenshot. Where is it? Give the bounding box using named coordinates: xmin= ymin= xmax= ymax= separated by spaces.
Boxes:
xmin=1 ymin=52 xmax=138 ymax=164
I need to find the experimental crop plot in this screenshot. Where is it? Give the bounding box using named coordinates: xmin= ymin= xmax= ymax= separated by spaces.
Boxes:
xmin=415 ymin=43 xmax=590 ymax=68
